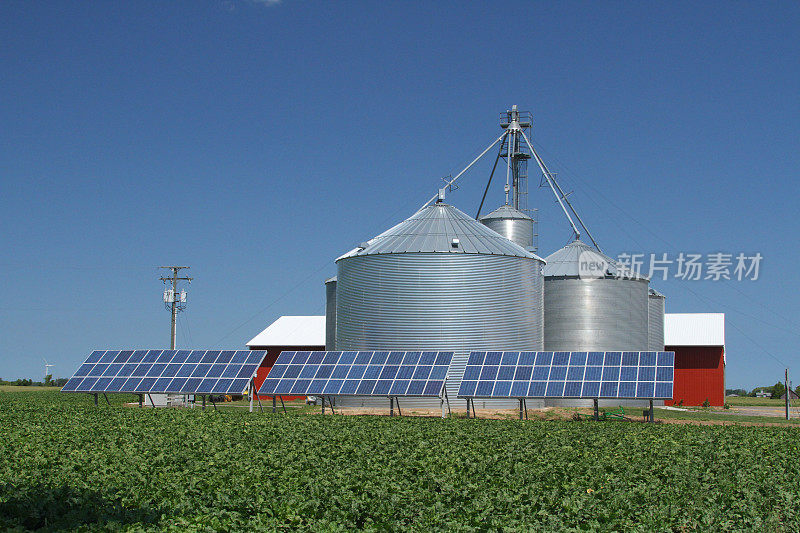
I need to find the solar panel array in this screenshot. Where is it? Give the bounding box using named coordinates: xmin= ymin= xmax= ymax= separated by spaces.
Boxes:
xmin=457 ymin=351 xmax=674 ymax=399
xmin=258 ymin=351 xmax=452 ymax=397
xmin=61 ymin=350 xmax=266 ymax=395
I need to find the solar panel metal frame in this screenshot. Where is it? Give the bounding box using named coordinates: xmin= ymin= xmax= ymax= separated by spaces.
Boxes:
xmin=257 ymin=351 xmax=452 ymax=398
xmin=456 ymin=351 xmax=674 ymax=400
xmin=61 ymin=350 xmax=267 ymax=395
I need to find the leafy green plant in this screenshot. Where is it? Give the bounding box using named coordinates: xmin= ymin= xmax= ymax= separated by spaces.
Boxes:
xmin=1 ymin=391 xmax=799 ymax=530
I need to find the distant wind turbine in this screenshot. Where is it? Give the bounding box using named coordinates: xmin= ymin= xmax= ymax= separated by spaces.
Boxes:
xmin=43 ymin=359 xmax=54 ymax=381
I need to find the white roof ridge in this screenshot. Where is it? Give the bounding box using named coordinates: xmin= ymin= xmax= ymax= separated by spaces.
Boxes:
xmin=246 ymin=316 xmax=326 ymax=347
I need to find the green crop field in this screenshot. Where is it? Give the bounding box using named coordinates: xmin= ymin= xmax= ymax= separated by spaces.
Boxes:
xmin=2 ymin=391 xmax=800 ymax=531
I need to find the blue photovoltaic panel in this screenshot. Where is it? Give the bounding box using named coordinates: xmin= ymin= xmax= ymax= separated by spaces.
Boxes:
xmin=457 ymin=351 xmax=674 ymax=399
xmin=61 ymin=350 xmax=267 ymax=395
xmin=257 ymin=351 xmax=452 ymax=398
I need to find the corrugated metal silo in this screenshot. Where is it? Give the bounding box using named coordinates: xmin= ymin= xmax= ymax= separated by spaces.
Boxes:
xmin=335 ymin=202 xmax=545 ymax=408
xmin=543 ymin=240 xmax=649 ymax=351
xmin=479 ymin=205 xmax=534 ymax=249
xmin=325 ymin=276 xmax=337 ymax=350
xmin=542 ymin=239 xmax=651 ymax=407
xmin=648 ymin=287 xmax=665 ymax=351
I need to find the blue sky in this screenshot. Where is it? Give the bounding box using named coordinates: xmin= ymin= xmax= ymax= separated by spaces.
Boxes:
xmin=1 ymin=1 xmax=798 ymax=389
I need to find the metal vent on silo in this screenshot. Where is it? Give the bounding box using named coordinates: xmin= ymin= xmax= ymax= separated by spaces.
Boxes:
xmin=334 ymin=202 xmax=545 ymax=409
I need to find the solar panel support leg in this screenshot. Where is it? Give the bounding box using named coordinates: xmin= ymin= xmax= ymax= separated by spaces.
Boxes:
xmin=390 ymin=397 xmax=394 ymax=417
xmin=444 ymin=389 xmax=451 ymax=418
xmin=202 ymin=395 xmax=206 ymax=410
xmin=210 ymin=396 xmax=217 ymax=411
xmin=322 ymin=396 xmax=325 ymax=415
xmin=148 ymin=394 xmax=155 ymax=408
xmin=272 ymin=396 xmax=276 ymax=413
xmin=330 ymin=400 xmax=335 ymax=415
xmin=103 ymin=393 xmax=111 ymax=406
xmin=649 ymin=399 xmax=654 ymax=423
xmin=441 ymin=398 xmax=446 ymax=419
xmin=519 ymin=399 xmax=524 ymax=420
xmin=249 ymin=379 xmax=254 ymax=413
xmin=466 ymin=399 xmax=470 ymax=419
xmin=256 ymin=393 xmax=263 ymax=413
xmin=138 ymin=394 xmax=143 ymax=408
xmin=593 ymin=399 xmax=599 ymax=421
xmin=93 ymin=393 xmax=98 ymax=407
xmin=280 ymin=396 xmax=286 ymax=414
xmin=395 ymin=397 xmax=402 ymax=416
xmin=472 ymin=398 xmax=477 ymax=419
xmin=524 ymin=399 xmax=528 ymax=420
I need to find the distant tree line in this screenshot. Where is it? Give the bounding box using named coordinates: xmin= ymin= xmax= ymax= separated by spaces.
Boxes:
xmin=0 ymin=375 xmax=68 ymax=387
xmin=727 ymin=383 xmax=800 ymax=398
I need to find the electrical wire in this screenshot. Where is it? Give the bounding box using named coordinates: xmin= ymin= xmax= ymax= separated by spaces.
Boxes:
xmin=210 ymin=132 xmax=507 ymax=349
xmin=669 ymin=280 xmax=787 ymax=368
xmin=209 ymin=261 xmax=332 ymax=348
xmin=529 ymin=139 xmax=795 ymax=373
xmin=532 ymin=140 xmax=675 ymax=249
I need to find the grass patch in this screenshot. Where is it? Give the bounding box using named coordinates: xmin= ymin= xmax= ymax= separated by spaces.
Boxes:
xmin=725 ymin=396 xmax=787 ymax=407
xmin=655 ymin=407 xmax=800 ymax=425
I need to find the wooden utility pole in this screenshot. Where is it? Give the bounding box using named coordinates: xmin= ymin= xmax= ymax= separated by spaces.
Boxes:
xmin=159 ymin=266 xmax=192 ymax=349
xmin=786 ymin=368 xmax=790 ymax=421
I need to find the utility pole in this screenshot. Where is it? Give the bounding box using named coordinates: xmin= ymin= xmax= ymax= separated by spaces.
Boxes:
xmin=786 ymin=368 xmax=790 ymax=420
xmin=159 ymin=266 xmax=192 ymax=349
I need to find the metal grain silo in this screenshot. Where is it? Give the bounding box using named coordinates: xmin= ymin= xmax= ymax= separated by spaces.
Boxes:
xmin=648 ymin=288 xmax=665 ymax=351
xmin=335 ymin=201 xmax=545 ymax=408
xmin=543 ymin=240 xmax=649 ymax=351
xmin=325 ymin=277 xmax=337 ymax=350
xmin=479 ymin=205 xmax=534 ymax=250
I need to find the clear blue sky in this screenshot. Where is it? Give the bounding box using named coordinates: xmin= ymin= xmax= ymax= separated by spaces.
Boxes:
xmin=2 ymin=1 xmax=798 ymax=389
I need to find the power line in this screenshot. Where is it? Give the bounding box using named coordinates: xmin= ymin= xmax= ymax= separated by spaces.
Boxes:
xmin=529 ymin=140 xmax=795 ymax=371
xmin=210 ymin=261 xmax=331 ymax=347
xmin=671 ymin=281 xmax=788 ymax=368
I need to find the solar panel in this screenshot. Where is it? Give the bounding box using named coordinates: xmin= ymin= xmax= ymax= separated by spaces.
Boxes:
xmin=257 ymin=351 xmax=452 ymax=398
xmin=61 ymin=350 xmax=267 ymax=395
xmin=457 ymin=351 xmax=674 ymax=399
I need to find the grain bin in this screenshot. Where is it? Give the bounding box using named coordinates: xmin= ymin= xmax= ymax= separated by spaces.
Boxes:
xmin=325 ymin=277 xmax=337 ymax=350
xmin=543 ymin=239 xmax=649 ymax=351
xmin=334 ymin=201 xmax=545 ymax=408
xmin=648 ymin=288 xmax=666 ymax=351
xmin=479 ymin=204 xmax=534 ymax=250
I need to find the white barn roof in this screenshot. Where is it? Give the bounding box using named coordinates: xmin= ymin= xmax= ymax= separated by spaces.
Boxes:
xmin=246 ymin=316 xmax=325 ymax=347
xmin=247 ymin=313 xmax=725 ymax=353
xmin=665 ymin=313 xmax=725 ymax=347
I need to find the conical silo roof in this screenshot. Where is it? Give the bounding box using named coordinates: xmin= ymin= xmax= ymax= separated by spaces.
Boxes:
xmin=542 ymin=239 xmax=648 ymax=280
xmin=337 ymin=203 xmax=543 ymax=261
xmin=479 ymin=204 xmax=533 ymax=222
xmin=649 ymin=287 xmax=665 ymax=298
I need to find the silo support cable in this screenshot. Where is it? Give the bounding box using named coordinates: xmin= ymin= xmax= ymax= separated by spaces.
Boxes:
xmin=419 ymin=131 xmax=509 ymax=212
xmin=519 ymin=130 xmax=582 ymax=242
xmin=476 ymin=140 xmax=506 ymax=219
xmin=520 ymin=130 xmax=602 ymax=252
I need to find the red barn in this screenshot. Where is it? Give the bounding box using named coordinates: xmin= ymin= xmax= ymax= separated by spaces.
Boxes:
xmin=246 ymin=316 xmax=325 ymax=401
xmin=664 ymin=313 xmax=726 ymax=407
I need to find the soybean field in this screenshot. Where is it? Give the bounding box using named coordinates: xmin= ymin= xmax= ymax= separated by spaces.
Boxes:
xmin=1 ymin=391 xmax=799 ymax=531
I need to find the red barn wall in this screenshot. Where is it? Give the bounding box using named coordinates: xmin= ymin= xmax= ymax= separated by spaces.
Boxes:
xmin=249 ymin=345 xmax=324 ymax=401
xmin=664 ymin=345 xmax=725 ymax=407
